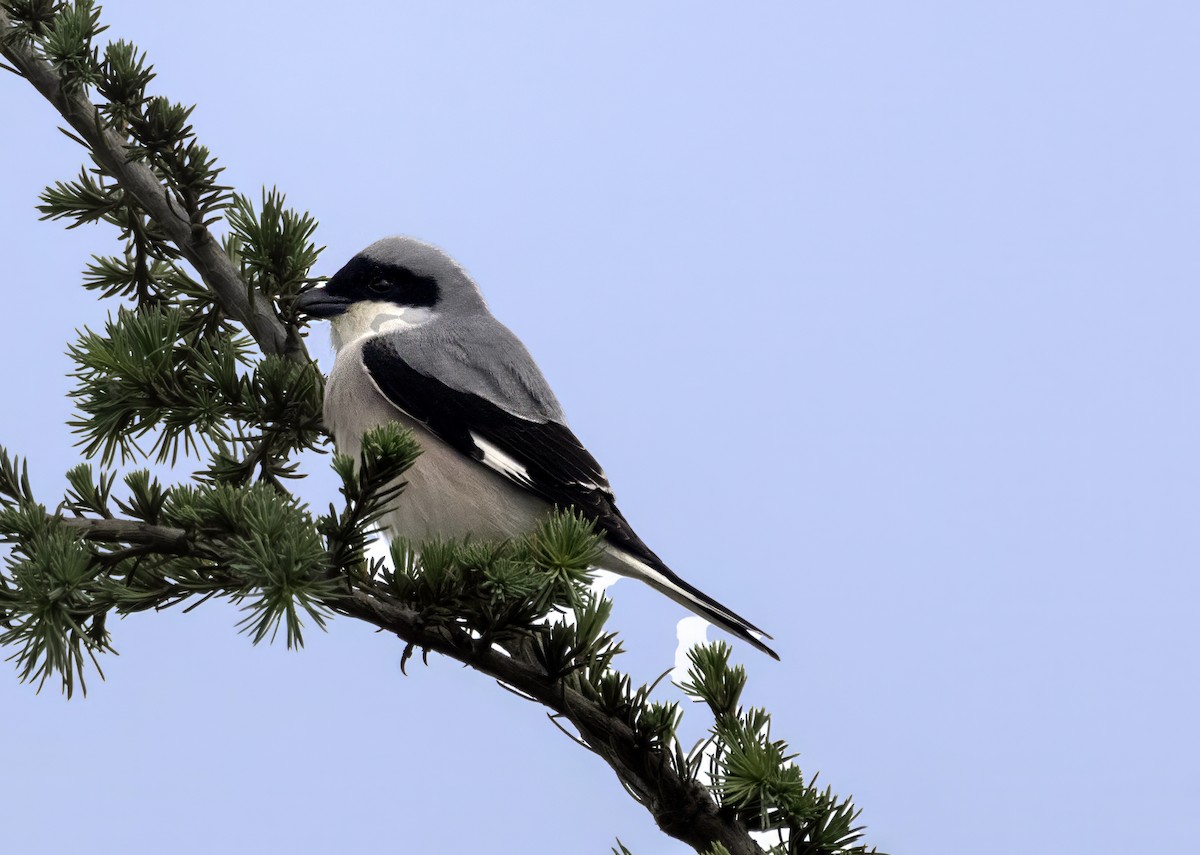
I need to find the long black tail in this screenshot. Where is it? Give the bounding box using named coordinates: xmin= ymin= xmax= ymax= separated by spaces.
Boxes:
xmin=599 ymin=544 xmax=779 ymax=660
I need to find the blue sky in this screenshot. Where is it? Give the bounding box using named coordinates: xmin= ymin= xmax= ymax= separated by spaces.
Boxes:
xmin=2 ymin=3 xmax=1197 ymax=853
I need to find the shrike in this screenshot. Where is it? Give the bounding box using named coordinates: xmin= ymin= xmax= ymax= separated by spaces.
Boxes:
xmin=297 ymin=237 xmax=777 ymax=659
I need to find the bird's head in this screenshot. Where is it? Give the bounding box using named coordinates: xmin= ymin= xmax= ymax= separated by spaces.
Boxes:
xmin=296 ymin=236 xmax=487 ymax=349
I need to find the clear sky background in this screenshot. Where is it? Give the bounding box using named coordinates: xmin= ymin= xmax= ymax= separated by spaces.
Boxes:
xmin=1 ymin=3 xmax=1197 ymax=853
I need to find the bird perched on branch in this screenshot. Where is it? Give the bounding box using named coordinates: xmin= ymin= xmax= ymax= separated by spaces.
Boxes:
xmin=296 ymin=237 xmax=777 ymax=658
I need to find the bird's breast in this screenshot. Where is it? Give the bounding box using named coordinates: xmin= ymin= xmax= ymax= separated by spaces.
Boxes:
xmin=324 ymin=337 xmax=549 ymax=543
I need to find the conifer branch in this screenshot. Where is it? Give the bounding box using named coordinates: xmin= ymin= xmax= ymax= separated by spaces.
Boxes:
xmin=59 ymin=516 xmax=189 ymax=553
xmin=342 ymin=590 xmax=767 ymax=855
xmin=51 ymin=509 xmax=766 ymax=855
xmin=0 ymin=5 xmax=880 ymax=852
xmin=0 ymin=5 xmax=298 ymax=360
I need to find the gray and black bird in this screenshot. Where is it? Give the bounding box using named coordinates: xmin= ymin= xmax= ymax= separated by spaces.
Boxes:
xmin=296 ymin=237 xmax=777 ymax=658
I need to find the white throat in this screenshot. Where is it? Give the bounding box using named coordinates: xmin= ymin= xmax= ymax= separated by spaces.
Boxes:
xmin=330 ymin=300 xmax=434 ymax=351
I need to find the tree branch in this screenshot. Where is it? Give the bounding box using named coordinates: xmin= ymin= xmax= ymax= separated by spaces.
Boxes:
xmin=0 ymin=10 xmax=301 ymax=362
xmin=60 ymin=516 xmax=190 ymax=553
xmin=63 ymin=513 xmax=764 ymax=855
xmin=343 ymin=591 xmax=765 ymax=855
xmin=0 ymin=10 xmax=850 ymax=851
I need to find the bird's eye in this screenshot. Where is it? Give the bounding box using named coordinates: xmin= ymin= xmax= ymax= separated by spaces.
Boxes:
xmin=368 ymin=280 xmax=390 ymax=294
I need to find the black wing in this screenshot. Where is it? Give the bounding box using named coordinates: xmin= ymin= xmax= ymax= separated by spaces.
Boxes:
xmin=360 ymin=338 xmax=662 ymax=565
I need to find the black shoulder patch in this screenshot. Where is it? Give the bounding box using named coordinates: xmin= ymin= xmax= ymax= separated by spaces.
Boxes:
xmin=360 ymin=338 xmax=662 ymax=565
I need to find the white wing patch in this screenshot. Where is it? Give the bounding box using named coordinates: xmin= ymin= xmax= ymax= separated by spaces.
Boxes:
xmin=471 ymin=433 xmax=535 ymax=487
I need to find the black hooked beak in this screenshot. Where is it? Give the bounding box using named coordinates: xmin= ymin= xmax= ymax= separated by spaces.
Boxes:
xmin=295 ymin=286 xmax=352 ymax=318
